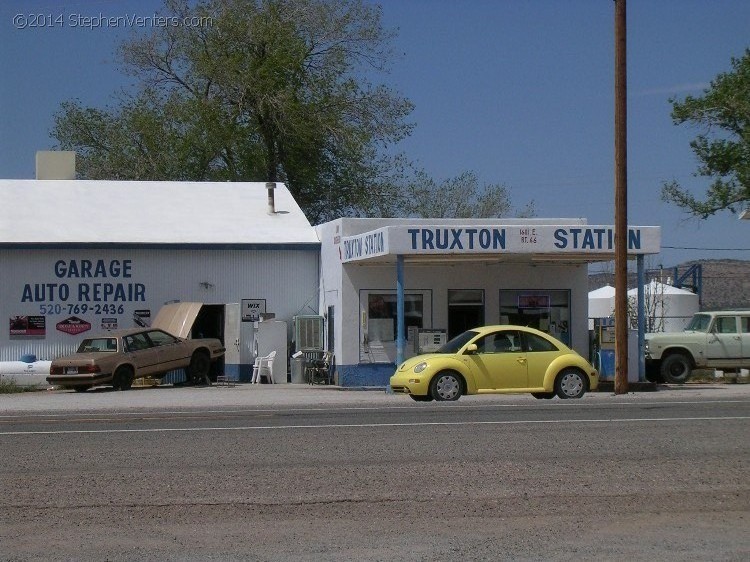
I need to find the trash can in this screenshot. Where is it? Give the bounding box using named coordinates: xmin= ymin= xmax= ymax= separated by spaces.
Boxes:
xmin=291 ymin=356 xmax=306 ymax=384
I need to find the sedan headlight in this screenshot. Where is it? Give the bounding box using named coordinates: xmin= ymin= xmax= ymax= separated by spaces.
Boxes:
xmin=413 ymin=361 xmax=428 ymax=373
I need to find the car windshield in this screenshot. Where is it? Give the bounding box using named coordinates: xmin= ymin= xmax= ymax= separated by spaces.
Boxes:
xmin=438 ymin=330 xmax=479 ymax=354
xmin=76 ymin=338 xmax=118 ymax=353
xmin=685 ymin=314 xmax=712 ymax=332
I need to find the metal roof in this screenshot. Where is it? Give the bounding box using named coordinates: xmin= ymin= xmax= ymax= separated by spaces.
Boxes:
xmin=0 ymin=180 xmax=319 ymax=245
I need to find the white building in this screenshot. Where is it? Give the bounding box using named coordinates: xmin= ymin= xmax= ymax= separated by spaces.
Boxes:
xmin=0 ymin=179 xmax=320 ymax=381
xmin=316 ymin=218 xmax=661 ymax=387
xmin=1 ymin=174 xmax=663 ymax=388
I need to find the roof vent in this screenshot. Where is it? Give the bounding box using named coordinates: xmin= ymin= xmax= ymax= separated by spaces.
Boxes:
xmin=266 ymin=182 xmax=276 ymax=215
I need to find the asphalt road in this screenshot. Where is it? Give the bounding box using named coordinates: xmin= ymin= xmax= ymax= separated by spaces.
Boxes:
xmin=1 ymin=384 xmax=749 ymax=561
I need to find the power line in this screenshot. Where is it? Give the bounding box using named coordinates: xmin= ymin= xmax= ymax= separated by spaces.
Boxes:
xmin=662 ymin=245 xmax=750 ymax=251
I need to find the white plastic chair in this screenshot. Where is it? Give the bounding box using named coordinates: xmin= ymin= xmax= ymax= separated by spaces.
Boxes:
xmin=251 ymin=350 xmax=277 ymax=384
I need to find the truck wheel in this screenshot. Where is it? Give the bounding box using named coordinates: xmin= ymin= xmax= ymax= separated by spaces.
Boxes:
xmin=661 ymin=353 xmax=692 ymax=384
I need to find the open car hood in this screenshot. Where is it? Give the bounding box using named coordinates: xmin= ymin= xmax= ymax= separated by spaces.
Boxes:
xmin=151 ymin=302 xmax=204 ymax=339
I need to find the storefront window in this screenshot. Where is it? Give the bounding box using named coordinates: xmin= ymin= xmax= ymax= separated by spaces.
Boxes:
xmin=360 ymin=291 xmax=429 ymax=363
xmin=499 ymin=290 xmax=570 ymax=345
xmin=367 ymin=294 xmax=423 ymax=340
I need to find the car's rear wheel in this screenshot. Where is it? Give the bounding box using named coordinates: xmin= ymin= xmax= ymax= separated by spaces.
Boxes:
xmin=430 ymin=371 xmax=463 ymax=401
xmin=113 ymin=367 xmax=133 ymax=391
xmin=661 ymin=353 xmax=692 ymax=384
xmin=531 ymin=392 xmax=555 ymax=399
xmin=409 ymin=394 xmax=433 ymax=402
xmin=554 ymin=369 xmax=586 ymax=399
xmin=188 ymin=351 xmax=211 ymax=384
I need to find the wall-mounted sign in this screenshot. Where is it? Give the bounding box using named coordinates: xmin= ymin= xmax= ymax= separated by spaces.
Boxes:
xmin=9 ymin=315 xmax=46 ymax=339
xmin=340 ymin=224 xmax=661 ymax=262
xmin=133 ymin=309 xmax=151 ymax=327
xmin=56 ymin=316 xmax=91 ymax=335
xmin=241 ymin=299 xmax=266 ymax=322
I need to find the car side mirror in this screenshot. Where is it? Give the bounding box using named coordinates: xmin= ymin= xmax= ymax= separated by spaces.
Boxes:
xmin=465 ymin=343 xmax=478 ymax=355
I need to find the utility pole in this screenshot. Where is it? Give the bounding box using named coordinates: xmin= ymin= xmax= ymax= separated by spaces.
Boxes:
xmin=614 ymin=0 xmax=629 ymax=394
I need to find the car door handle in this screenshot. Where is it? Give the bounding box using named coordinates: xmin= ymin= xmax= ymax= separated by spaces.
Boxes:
xmin=517 ymin=357 xmax=527 ymax=364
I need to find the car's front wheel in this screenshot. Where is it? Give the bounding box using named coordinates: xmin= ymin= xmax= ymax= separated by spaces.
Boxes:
xmin=112 ymin=367 xmax=133 ymax=391
xmin=430 ymin=371 xmax=463 ymax=401
xmin=187 ymin=351 xmax=211 ymax=384
xmin=661 ymin=353 xmax=692 ymax=384
xmin=554 ymin=369 xmax=587 ymax=399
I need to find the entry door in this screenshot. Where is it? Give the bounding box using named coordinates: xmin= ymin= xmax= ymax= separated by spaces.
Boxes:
xmin=224 ymin=303 xmax=241 ymax=367
xmin=448 ymin=290 xmax=484 ymax=340
xmin=465 ymin=329 xmax=527 ymax=389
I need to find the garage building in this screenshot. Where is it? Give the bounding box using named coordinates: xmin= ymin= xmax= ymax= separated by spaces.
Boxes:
xmin=0 ymin=179 xmax=320 ymax=382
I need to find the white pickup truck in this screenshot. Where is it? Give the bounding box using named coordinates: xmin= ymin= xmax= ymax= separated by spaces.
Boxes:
xmin=645 ymin=310 xmax=750 ymax=383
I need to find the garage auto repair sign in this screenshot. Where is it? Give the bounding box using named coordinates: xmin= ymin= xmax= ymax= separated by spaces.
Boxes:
xmin=20 ymin=259 xmax=146 ymax=310
xmin=13 ymin=259 xmax=149 ymax=334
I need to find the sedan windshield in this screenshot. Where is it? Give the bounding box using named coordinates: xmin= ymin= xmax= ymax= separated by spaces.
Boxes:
xmin=685 ymin=314 xmax=711 ymax=332
xmin=438 ymin=330 xmax=479 ymax=354
xmin=76 ymin=338 xmax=118 ymax=353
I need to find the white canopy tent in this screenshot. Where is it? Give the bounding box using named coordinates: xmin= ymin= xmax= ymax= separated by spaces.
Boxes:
xmin=588 ymin=284 xmax=616 ymax=318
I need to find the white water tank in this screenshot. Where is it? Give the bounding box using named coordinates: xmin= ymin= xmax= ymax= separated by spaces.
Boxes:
xmin=627 ymin=281 xmax=699 ymax=332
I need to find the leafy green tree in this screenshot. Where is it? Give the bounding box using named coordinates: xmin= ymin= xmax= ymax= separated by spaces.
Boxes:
xmin=52 ymin=0 xmax=413 ymax=224
xmin=364 ymin=169 xmax=534 ymax=218
xmin=662 ymin=49 xmax=750 ymax=217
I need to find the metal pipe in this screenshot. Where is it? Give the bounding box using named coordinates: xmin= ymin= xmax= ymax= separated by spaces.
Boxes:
xmin=266 ymin=182 xmax=276 ymax=214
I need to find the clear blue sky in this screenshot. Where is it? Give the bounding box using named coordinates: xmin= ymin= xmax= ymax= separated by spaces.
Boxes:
xmin=1 ymin=0 xmax=749 ymax=268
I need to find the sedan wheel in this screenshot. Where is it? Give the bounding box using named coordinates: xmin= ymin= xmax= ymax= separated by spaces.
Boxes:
xmin=554 ymin=370 xmax=586 ymax=399
xmin=113 ymin=367 xmax=133 ymax=391
xmin=430 ymin=372 xmax=462 ymax=401
xmin=188 ymin=351 xmax=210 ymax=384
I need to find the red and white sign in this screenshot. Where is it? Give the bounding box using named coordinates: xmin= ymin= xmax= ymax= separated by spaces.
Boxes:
xmin=56 ymin=316 xmax=92 ymax=335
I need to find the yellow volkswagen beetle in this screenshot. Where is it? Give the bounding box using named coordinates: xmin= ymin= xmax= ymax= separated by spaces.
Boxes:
xmin=390 ymin=325 xmax=598 ymax=401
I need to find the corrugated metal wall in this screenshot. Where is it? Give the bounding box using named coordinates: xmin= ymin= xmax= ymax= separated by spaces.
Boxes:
xmin=0 ymin=248 xmax=319 ymax=362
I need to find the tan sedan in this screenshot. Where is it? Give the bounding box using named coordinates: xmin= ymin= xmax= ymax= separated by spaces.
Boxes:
xmin=47 ymin=328 xmax=225 ymax=391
